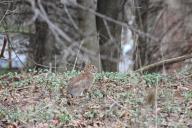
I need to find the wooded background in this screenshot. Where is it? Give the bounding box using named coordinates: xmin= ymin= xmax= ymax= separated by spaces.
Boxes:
xmin=0 ymin=0 xmax=192 ymax=73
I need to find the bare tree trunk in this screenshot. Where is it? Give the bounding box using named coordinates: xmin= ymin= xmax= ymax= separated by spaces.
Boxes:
xmin=28 ymin=19 xmax=49 ymax=68
xmin=96 ymin=0 xmax=123 ymax=71
xmin=77 ymin=0 xmax=101 ymax=71
xmin=135 ymin=0 xmax=149 ymax=69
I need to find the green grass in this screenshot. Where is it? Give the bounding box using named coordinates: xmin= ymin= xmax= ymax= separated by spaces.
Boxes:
xmin=0 ymin=69 xmax=191 ymax=127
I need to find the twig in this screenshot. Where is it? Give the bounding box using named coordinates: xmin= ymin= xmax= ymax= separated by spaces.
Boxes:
xmin=136 ymin=53 xmax=192 ymax=72
xmin=103 ymin=19 xmax=114 ymax=41
xmin=2 ymin=22 xmax=27 ymax=68
xmin=64 ymin=5 xmax=80 ymax=31
xmin=0 ymin=36 xmax=7 ymax=58
xmin=107 ymin=95 xmax=129 ymax=111
xmin=74 ymin=2 xmax=159 ymax=42
xmin=0 ymin=9 xmax=8 ymax=24
xmin=28 ymin=0 xmax=73 ymax=44
xmin=72 ymin=40 xmax=84 ymax=71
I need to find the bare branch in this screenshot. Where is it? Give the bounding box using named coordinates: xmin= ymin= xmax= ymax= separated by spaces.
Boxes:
xmin=74 ymin=2 xmax=159 ymax=42
xmin=136 ymin=53 xmax=192 ymax=72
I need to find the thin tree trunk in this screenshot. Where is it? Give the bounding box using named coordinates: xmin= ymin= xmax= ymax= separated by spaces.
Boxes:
xmin=96 ymin=0 xmax=123 ymax=71
xmin=28 ymin=19 xmax=48 ymax=68
xmin=77 ymin=0 xmax=101 ymax=71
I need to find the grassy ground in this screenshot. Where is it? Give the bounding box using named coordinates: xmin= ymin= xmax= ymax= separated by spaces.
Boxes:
xmin=0 ymin=70 xmax=192 ymax=128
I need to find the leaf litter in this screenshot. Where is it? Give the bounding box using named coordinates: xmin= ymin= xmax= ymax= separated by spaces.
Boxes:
xmin=0 ymin=71 xmax=192 ymax=127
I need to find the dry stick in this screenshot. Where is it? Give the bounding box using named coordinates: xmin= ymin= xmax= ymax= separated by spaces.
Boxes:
xmin=64 ymin=5 xmax=80 ymax=31
xmin=3 ymin=25 xmax=26 ymax=68
xmin=0 ymin=36 xmax=7 ymax=58
xmin=136 ymin=53 xmax=192 ymax=72
xmin=54 ymin=55 xmax=57 ymax=72
xmin=72 ymin=40 xmax=84 ymax=71
xmin=107 ymin=95 xmax=129 ymax=111
xmin=103 ymin=19 xmax=114 ymax=41
xmin=0 ymin=9 xmax=8 ymax=24
xmin=8 ymin=35 xmax=12 ymax=69
xmin=155 ymin=83 xmax=158 ymax=128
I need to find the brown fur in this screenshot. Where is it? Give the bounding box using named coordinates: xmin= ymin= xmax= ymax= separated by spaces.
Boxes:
xmin=67 ymin=64 xmax=97 ymax=97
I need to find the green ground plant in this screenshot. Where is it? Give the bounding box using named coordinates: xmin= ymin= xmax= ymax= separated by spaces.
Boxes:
xmin=0 ymin=69 xmax=191 ymax=127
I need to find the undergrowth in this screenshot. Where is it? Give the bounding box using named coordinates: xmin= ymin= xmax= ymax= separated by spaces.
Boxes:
xmin=0 ymin=70 xmax=192 ymax=127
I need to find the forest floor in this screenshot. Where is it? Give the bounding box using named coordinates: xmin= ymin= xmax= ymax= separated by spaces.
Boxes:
xmin=0 ymin=70 xmax=192 ymax=128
